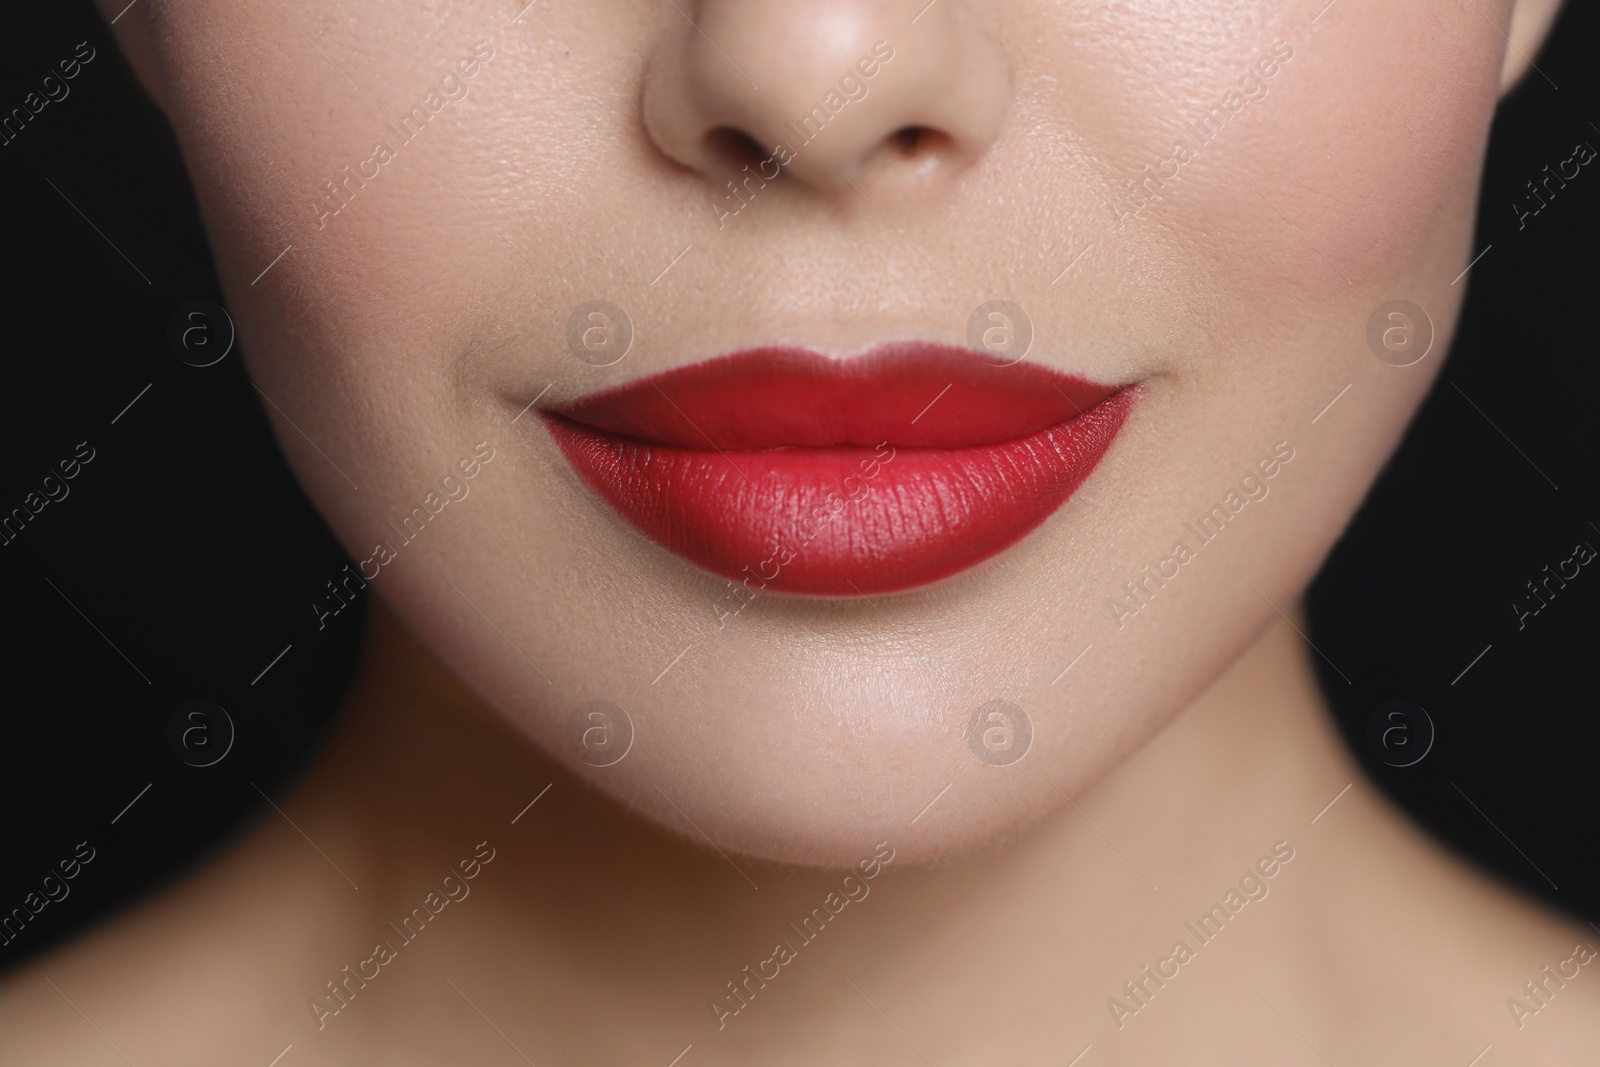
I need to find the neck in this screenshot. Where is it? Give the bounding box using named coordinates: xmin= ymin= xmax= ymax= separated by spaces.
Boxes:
xmin=280 ymin=598 xmax=1453 ymax=1059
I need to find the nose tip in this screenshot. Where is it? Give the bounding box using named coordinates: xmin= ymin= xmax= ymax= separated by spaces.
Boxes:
xmin=642 ymin=0 xmax=1008 ymax=192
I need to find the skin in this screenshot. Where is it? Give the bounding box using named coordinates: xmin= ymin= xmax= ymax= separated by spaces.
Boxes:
xmin=5 ymin=0 xmax=1597 ymax=1062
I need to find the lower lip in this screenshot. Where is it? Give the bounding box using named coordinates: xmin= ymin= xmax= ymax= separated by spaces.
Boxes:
xmin=540 ymin=355 xmax=1135 ymax=596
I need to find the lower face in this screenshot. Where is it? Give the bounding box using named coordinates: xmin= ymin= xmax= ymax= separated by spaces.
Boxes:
xmin=139 ymin=0 xmax=1505 ymax=864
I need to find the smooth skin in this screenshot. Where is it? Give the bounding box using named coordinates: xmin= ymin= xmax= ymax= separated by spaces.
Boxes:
xmin=6 ymin=0 xmax=1597 ymax=1063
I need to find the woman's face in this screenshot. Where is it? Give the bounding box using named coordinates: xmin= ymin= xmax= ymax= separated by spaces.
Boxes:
xmin=112 ymin=0 xmax=1547 ymax=865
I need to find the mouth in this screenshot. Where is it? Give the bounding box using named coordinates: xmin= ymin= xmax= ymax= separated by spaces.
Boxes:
xmin=538 ymin=343 xmax=1135 ymax=596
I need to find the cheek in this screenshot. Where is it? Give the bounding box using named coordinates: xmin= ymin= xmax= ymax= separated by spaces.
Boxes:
xmin=146 ymin=3 xmax=628 ymax=528
xmin=1194 ymin=0 xmax=1505 ymax=304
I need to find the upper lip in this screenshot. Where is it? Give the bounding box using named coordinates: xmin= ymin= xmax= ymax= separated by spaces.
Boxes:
xmin=546 ymin=342 xmax=1121 ymax=450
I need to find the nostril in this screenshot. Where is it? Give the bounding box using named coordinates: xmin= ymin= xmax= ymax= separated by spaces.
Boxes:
xmin=890 ymin=126 xmax=951 ymax=160
xmin=704 ymin=126 xmax=770 ymax=172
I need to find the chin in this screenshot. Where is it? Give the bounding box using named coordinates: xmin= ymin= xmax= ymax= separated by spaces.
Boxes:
xmin=516 ymin=645 xmax=1156 ymax=869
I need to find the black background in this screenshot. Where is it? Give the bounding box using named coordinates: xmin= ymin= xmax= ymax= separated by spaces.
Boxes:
xmin=2 ymin=1 xmax=1596 ymax=969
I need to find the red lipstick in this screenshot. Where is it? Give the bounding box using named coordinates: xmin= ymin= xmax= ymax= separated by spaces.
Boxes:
xmin=540 ymin=344 xmax=1134 ymax=596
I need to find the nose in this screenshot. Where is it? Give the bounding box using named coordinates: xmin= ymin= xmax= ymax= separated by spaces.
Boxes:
xmin=641 ymin=0 xmax=1009 ymax=192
